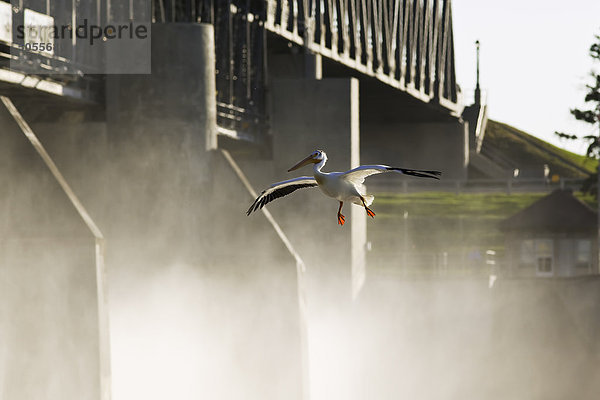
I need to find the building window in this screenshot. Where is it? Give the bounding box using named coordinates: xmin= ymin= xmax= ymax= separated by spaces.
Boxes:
xmin=519 ymin=239 xmax=554 ymax=275
xmin=535 ymin=239 xmax=553 ymax=276
xmin=576 ymin=239 xmax=592 ymax=271
xmin=537 ymin=257 xmax=552 ymax=273
xmin=519 ymin=240 xmax=535 ymax=269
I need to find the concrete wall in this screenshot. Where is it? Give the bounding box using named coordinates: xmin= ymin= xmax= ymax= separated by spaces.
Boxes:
xmin=361 ymin=120 xmax=469 ymax=181
xmin=0 ymin=103 xmax=101 ymax=400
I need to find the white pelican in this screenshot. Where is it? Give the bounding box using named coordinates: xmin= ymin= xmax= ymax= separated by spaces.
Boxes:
xmin=247 ymin=150 xmax=441 ymax=225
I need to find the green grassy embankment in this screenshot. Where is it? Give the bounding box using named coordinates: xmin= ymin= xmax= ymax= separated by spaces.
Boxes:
xmin=485 ymin=120 xmax=598 ymax=176
xmin=368 ymin=191 xmax=597 ymax=271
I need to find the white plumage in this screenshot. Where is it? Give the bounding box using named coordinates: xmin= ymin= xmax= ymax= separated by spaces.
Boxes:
xmin=247 ymin=150 xmax=441 ymax=225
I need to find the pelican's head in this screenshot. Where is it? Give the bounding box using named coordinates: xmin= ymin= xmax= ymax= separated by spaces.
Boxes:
xmin=288 ymin=150 xmax=327 ymax=172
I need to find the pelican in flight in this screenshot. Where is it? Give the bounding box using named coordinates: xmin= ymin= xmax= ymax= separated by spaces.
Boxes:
xmin=247 ymin=150 xmax=441 ymax=225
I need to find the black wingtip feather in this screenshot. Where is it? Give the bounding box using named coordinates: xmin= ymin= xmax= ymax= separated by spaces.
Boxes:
xmin=246 ymin=182 xmax=318 ymax=216
xmin=388 ymin=167 xmax=442 ymax=180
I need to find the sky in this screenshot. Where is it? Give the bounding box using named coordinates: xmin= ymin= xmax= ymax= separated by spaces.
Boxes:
xmin=451 ymin=0 xmax=600 ymax=155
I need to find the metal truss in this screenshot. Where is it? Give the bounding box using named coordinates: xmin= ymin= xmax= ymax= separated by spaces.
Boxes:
xmin=153 ymin=0 xmax=268 ymax=141
xmin=265 ymin=0 xmax=460 ymax=113
xmin=153 ymin=0 xmax=461 ymax=138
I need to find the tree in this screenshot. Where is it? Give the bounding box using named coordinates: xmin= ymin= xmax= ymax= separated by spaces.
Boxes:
xmin=555 ymin=32 xmax=600 ymax=194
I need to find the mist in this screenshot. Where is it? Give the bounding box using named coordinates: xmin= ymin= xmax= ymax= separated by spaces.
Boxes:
xmin=2 ymin=4 xmax=600 ymax=399
xmin=3 ymin=99 xmax=600 ymax=400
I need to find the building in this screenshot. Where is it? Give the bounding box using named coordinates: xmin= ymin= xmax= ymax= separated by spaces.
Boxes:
xmin=500 ymin=189 xmax=598 ymax=277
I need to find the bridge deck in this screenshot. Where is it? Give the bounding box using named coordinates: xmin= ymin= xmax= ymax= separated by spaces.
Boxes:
xmin=0 ymin=0 xmax=462 ymax=141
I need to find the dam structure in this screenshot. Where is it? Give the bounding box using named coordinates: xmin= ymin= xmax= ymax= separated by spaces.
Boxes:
xmin=0 ymin=1 xmax=504 ymax=399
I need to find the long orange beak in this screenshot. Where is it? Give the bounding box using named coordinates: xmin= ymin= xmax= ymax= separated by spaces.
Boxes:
xmin=288 ymin=155 xmax=316 ymax=172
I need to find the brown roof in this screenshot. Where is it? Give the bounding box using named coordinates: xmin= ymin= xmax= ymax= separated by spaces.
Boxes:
xmin=499 ymin=189 xmax=597 ymax=233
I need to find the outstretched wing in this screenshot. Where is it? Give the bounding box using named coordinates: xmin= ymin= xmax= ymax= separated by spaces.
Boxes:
xmin=342 ymin=165 xmax=441 ymax=185
xmin=247 ymin=176 xmax=318 ymax=215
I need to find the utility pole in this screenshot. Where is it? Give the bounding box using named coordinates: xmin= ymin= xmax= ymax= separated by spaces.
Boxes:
xmin=474 ymin=40 xmax=481 ymax=105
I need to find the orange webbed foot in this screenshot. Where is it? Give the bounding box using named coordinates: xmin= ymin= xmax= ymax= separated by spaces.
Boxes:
xmin=337 ymin=213 xmax=346 ymax=226
xmin=366 ymin=208 xmax=376 ymax=218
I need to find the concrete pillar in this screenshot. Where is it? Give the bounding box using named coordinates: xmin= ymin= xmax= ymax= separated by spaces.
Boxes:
xmin=270 ymin=77 xmax=364 ymax=296
xmin=268 ymin=52 xmax=322 ymax=80
xmin=269 ymin=77 xmax=365 ymax=399
xmin=104 ymin=23 xmax=217 ymax=253
xmin=304 ymin=52 xmax=322 ymax=79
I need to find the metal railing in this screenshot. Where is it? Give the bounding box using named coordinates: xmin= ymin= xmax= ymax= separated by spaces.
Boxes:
xmin=368 ymin=177 xmax=587 ymax=194
xmin=369 ymin=250 xmax=499 ymax=278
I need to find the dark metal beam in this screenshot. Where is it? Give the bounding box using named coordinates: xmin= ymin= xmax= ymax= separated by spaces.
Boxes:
xmin=263 ymin=0 xmax=461 ymax=114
